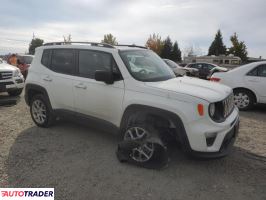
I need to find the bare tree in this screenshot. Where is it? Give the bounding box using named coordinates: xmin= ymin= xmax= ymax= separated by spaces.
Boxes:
xmin=183 ymin=44 xmax=203 ymax=57
xmin=63 ymin=34 xmax=72 ymax=43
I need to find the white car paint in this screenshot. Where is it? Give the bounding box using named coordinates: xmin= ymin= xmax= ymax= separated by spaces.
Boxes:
xmin=26 ymin=44 xmax=239 ymax=154
xmin=0 ymin=60 xmax=24 ymax=91
xmin=211 ymin=61 xmax=266 ymax=104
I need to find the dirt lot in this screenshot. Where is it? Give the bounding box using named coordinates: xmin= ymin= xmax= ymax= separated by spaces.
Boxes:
xmin=0 ymin=93 xmax=266 ymax=200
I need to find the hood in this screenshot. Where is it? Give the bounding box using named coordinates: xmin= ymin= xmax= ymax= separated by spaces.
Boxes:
xmin=145 ymin=76 xmax=232 ymax=102
xmin=0 ymin=63 xmax=17 ymax=72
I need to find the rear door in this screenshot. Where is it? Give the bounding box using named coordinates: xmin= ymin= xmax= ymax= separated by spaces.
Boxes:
xmin=72 ymin=50 xmax=125 ymax=125
xmin=245 ymin=64 xmax=266 ymax=103
xmin=41 ymin=49 xmax=75 ymax=111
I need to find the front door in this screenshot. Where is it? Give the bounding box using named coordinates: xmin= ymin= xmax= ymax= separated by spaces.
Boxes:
xmin=73 ymin=50 xmax=125 ymax=126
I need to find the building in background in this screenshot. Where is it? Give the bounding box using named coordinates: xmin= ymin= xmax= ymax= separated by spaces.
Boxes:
xmin=246 ymin=56 xmax=266 ymax=63
xmin=184 ymin=55 xmax=241 ymax=68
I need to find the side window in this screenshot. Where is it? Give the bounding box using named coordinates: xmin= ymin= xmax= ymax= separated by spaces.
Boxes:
xmin=78 ymin=50 xmax=113 ymax=79
xmin=247 ymin=67 xmax=258 ymax=76
xmin=196 ymin=64 xmax=203 ymax=69
xmin=190 ymin=64 xmax=198 ymax=69
xmin=41 ymin=49 xmax=51 ymax=68
xmin=202 ymin=64 xmax=210 ymax=70
xmin=51 ymin=49 xmax=75 ymax=75
xmin=207 ymin=64 xmax=214 ymax=70
xmin=258 ymin=65 xmax=266 ymax=77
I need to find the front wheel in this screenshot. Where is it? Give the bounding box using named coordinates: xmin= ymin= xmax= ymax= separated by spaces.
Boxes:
xmin=234 ymin=89 xmax=255 ymax=111
xmin=123 ymin=125 xmax=156 ymax=163
xmin=30 ymin=94 xmax=55 ymax=127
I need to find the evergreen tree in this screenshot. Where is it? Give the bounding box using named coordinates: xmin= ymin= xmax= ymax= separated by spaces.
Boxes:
xmin=145 ymin=33 xmax=164 ymax=56
xmin=101 ymin=33 xmax=118 ymax=45
xmin=208 ymin=30 xmax=227 ymax=56
xmin=161 ymin=36 xmax=173 ymax=59
xmin=29 ymin=38 xmax=44 ymax=55
xmin=171 ymin=41 xmax=182 ymax=62
xmin=228 ymin=33 xmax=248 ymax=62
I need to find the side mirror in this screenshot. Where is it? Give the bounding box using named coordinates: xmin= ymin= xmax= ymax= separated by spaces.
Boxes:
xmin=95 ymin=70 xmax=114 ymax=84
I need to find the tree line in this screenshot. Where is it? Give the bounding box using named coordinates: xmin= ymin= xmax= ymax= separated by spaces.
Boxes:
xmin=28 ymin=30 xmax=248 ymax=62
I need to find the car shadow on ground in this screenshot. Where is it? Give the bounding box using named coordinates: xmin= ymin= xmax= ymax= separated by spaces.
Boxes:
xmin=6 ymin=121 xmax=266 ymax=200
xmin=0 ymin=92 xmax=20 ymax=107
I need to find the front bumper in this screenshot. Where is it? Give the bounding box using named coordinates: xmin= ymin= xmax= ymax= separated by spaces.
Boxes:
xmin=181 ymin=106 xmax=239 ymax=158
xmin=188 ymin=117 xmax=239 ymax=158
xmin=0 ymin=77 xmax=24 ymax=92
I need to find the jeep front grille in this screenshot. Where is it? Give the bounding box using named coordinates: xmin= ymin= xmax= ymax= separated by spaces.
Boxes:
xmin=222 ymin=93 xmax=235 ymax=118
xmin=0 ymin=71 xmax=13 ymax=80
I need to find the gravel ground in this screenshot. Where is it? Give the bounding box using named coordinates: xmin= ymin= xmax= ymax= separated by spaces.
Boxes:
xmin=0 ymin=92 xmax=266 ymax=200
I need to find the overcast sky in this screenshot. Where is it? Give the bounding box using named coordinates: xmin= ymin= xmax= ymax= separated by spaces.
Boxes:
xmin=0 ymin=0 xmax=265 ymax=58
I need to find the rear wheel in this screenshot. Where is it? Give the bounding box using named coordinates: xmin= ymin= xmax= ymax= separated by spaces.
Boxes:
xmin=30 ymin=94 xmax=55 ymax=127
xmin=234 ymin=89 xmax=255 ymax=111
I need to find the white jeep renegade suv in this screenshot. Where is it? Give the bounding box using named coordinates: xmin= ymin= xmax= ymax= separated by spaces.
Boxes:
xmin=25 ymin=42 xmax=239 ymax=161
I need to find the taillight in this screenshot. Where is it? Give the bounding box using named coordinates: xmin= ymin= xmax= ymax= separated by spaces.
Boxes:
xmin=210 ymin=77 xmax=221 ymax=82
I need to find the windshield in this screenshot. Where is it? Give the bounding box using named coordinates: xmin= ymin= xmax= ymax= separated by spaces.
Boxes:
xmin=119 ymin=50 xmax=175 ymax=82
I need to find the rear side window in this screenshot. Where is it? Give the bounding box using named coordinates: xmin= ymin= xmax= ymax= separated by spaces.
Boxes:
xmin=258 ymin=65 xmax=266 ymax=77
xmin=41 ymin=49 xmax=51 ymax=68
xmin=247 ymin=68 xmax=258 ymax=76
xmin=51 ymin=49 xmax=75 ymax=75
xmin=78 ymin=50 xmax=113 ymax=79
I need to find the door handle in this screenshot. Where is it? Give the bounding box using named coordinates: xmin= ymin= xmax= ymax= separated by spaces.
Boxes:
xmin=43 ymin=76 xmax=52 ymax=82
xmin=75 ymin=83 xmax=87 ymax=89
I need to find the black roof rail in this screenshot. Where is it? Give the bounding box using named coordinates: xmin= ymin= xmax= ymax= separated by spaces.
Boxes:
xmin=43 ymin=41 xmax=115 ymax=48
xmin=115 ymin=44 xmax=147 ymax=49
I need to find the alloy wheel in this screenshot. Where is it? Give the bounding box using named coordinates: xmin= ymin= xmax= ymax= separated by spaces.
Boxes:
xmin=234 ymin=92 xmax=250 ymax=109
xmin=32 ymin=99 xmax=47 ymax=124
xmin=124 ymin=127 xmax=155 ymax=162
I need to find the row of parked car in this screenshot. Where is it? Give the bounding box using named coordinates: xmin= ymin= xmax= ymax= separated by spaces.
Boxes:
xmin=163 ymin=59 xmax=266 ymax=111
xmin=163 ymin=59 xmax=228 ymax=79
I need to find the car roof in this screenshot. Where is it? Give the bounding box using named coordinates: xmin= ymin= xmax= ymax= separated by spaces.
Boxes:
xmin=39 ymin=42 xmax=147 ymax=52
xmin=230 ymin=61 xmax=266 ymax=73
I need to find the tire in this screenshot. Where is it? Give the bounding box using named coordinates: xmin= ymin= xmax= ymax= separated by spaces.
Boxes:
xmin=30 ymin=94 xmax=55 ymax=127
xmin=8 ymin=89 xmax=23 ymax=97
xmin=122 ymin=123 xmax=160 ymax=163
xmin=234 ymin=89 xmax=255 ymax=111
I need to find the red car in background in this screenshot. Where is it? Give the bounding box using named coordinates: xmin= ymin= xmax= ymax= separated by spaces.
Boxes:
xmin=17 ymin=55 xmax=34 ymax=78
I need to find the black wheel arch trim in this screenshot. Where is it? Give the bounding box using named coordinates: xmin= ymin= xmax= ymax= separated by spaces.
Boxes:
xmin=119 ymin=104 xmax=192 ymax=153
xmin=25 ymin=84 xmax=52 ymax=107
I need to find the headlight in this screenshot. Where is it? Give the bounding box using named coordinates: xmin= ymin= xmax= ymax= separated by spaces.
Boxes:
xmin=13 ymin=69 xmax=21 ymax=77
xmin=209 ymin=103 xmax=216 ymax=117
